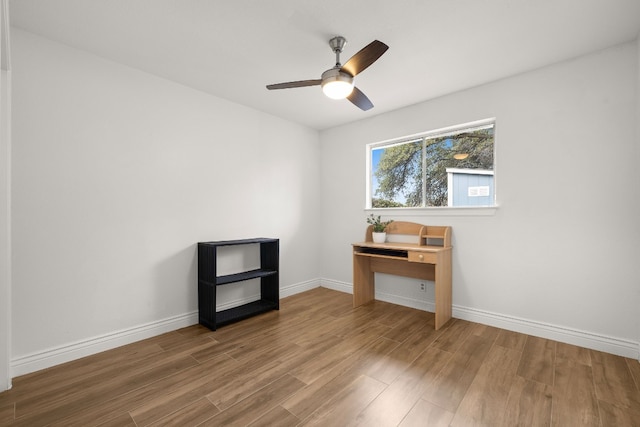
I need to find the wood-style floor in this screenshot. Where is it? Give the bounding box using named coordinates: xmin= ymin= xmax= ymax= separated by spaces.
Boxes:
xmin=1 ymin=287 xmax=639 ymax=426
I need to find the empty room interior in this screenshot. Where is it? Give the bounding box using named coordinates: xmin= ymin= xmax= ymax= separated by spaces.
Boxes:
xmin=1 ymin=0 xmax=640 ymax=426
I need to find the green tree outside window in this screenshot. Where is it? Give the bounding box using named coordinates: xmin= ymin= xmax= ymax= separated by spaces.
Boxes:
xmin=371 ymin=125 xmax=494 ymax=208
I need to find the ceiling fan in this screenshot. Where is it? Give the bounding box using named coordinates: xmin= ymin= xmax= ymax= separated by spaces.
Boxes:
xmin=266 ymin=36 xmax=389 ymax=111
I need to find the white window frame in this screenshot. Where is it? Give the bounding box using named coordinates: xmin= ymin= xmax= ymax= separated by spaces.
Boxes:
xmin=366 ymin=118 xmax=498 ymax=216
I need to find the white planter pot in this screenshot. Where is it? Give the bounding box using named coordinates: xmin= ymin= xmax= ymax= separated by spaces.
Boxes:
xmin=372 ymin=232 xmax=386 ymax=243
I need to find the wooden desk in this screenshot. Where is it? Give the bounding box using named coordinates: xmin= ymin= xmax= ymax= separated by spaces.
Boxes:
xmin=352 ymin=222 xmax=452 ymax=330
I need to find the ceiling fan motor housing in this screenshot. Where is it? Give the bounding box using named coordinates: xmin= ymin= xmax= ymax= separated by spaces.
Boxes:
xmin=321 ymin=68 xmax=354 ymax=99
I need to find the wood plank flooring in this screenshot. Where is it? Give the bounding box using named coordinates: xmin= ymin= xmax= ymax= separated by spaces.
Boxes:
xmin=1 ymin=287 xmax=639 ymax=426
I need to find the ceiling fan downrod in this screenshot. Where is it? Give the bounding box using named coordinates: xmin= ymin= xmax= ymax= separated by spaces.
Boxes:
xmin=329 ymin=36 xmax=347 ymax=67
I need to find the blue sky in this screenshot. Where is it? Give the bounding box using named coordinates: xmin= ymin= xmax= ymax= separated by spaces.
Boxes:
xmin=371 ymin=148 xmax=383 ymax=195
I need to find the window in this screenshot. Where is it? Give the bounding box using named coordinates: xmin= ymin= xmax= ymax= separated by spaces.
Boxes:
xmin=368 ymin=120 xmax=495 ymax=208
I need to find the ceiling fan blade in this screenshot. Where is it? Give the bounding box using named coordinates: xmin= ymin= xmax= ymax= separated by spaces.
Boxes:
xmin=340 ymin=40 xmax=389 ymax=77
xmin=347 ymin=86 xmax=374 ymax=111
xmin=266 ymin=79 xmax=322 ymax=90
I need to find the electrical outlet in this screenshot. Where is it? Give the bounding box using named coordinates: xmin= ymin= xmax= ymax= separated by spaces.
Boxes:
xmin=419 ymin=283 xmax=426 ymax=292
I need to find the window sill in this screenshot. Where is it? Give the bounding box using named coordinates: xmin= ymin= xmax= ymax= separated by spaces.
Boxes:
xmin=365 ymin=206 xmax=498 ymax=217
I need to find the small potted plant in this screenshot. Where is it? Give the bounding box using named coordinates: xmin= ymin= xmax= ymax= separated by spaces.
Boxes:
xmin=367 ymin=214 xmax=393 ymax=243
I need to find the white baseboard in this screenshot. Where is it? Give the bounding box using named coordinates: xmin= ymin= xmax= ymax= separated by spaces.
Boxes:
xmin=280 ymin=278 xmax=321 ymax=298
xmin=12 ymin=277 xmax=638 ymax=378
xmin=319 ymin=278 xmax=640 ymax=360
xmin=319 ymin=278 xmax=352 ymax=294
xmin=10 ymin=279 xmax=323 ymax=378
xmin=453 ymin=305 xmax=639 ymax=360
xmin=11 ymin=311 xmax=199 ymax=377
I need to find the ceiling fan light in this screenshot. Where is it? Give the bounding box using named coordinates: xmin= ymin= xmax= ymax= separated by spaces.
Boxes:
xmin=322 ymin=80 xmax=354 ymax=99
xmin=321 ymin=69 xmax=354 ymax=99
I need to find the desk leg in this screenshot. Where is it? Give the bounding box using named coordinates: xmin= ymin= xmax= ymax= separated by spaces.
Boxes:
xmin=353 ymin=254 xmax=375 ymax=307
xmin=434 ymin=251 xmax=452 ymax=330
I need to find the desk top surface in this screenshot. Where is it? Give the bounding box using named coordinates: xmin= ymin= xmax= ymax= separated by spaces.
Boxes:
xmin=353 ymin=241 xmax=451 ymax=252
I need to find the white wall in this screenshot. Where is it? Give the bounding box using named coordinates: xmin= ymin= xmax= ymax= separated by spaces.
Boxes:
xmin=0 ymin=0 xmax=11 ymax=391
xmin=320 ymin=41 xmax=640 ymax=358
xmin=10 ymin=29 xmax=321 ymax=375
xmin=637 ymin=34 xmax=640 ymax=359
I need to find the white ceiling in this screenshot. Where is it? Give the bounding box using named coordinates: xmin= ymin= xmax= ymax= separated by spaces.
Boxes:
xmin=9 ymin=0 xmax=640 ymax=130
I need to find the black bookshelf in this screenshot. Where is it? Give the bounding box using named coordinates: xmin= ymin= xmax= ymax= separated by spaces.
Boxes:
xmin=197 ymin=238 xmax=279 ymax=330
